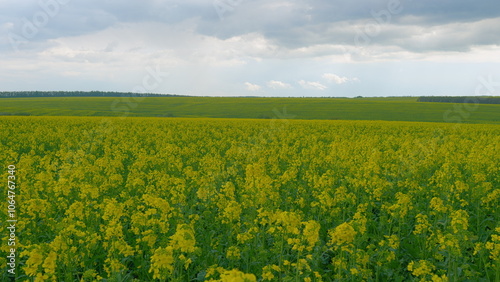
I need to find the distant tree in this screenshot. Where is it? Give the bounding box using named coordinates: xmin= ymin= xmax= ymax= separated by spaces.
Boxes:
xmin=418 ymin=96 xmax=500 ymax=104
xmin=0 ymin=91 xmax=184 ymax=98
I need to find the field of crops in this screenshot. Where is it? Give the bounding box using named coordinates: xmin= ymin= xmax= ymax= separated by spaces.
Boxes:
xmin=1 ymin=96 xmax=499 ymax=124
xmin=1 ymin=116 xmax=499 ymax=281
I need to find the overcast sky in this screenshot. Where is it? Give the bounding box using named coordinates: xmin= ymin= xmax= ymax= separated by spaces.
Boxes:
xmin=1 ymin=0 xmax=500 ymax=97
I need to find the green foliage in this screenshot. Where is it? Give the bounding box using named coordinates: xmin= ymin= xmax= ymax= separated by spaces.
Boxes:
xmin=0 ymin=96 xmax=499 ymax=124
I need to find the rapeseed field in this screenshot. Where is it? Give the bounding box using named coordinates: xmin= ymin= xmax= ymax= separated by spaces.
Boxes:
xmin=1 ymin=116 xmax=499 ymax=281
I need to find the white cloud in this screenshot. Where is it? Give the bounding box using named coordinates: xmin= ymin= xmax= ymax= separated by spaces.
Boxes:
xmin=2 ymin=1 xmax=500 ymax=96
xmin=245 ymin=82 xmax=261 ymax=91
xmin=298 ymin=80 xmax=327 ymax=90
xmin=267 ymin=80 xmax=292 ymax=89
xmin=322 ymin=73 xmax=357 ymax=84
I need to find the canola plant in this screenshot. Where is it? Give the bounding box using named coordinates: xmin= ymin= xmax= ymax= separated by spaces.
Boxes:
xmin=0 ymin=116 xmax=499 ymax=281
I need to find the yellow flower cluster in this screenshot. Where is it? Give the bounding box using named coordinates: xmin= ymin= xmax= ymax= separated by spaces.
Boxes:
xmin=170 ymin=224 xmax=197 ymax=253
xmin=486 ymin=227 xmax=500 ymax=262
xmin=149 ymin=246 xmax=174 ymax=279
xmin=1 ymin=116 xmax=498 ymax=280
xmin=328 ymin=222 xmax=357 ymax=251
xmin=450 ymin=209 xmax=469 ymax=234
xmin=408 ymin=260 xmax=435 ymax=277
xmin=414 ymin=213 xmax=431 ymax=235
xmin=206 ymin=266 xmax=257 ymax=282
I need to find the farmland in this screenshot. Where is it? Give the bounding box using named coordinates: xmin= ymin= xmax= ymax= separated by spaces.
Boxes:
xmin=0 ymin=96 xmax=499 ymax=123
xmin=1 ymin=116 xmax=499 ymax=281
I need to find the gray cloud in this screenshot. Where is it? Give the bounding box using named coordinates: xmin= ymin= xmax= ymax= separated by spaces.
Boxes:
xmin=1 ymin=0 xmax=499 ymax=96
xmin=191 ymin=0 xmax=500 ymax=55
xmin=3 ymin=0 xmax=500 ymax=54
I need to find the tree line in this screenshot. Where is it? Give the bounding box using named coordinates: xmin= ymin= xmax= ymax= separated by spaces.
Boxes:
xmin=418 ymin=96 xmax=500 ymax=104
xmin=0 ymin=91 xmax=184 ymax=98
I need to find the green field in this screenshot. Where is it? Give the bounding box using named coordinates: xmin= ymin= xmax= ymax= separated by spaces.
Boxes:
xmin=1 ymin=96 xmax=499 ymax=123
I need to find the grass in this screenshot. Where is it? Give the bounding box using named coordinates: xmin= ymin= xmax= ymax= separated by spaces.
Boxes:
xmin=0 ymin=96 xmax=499 ymax=123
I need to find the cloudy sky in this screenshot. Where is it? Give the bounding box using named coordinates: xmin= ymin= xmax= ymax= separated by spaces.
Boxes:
xmin=1 ymin=0 xmax=500 ymax=97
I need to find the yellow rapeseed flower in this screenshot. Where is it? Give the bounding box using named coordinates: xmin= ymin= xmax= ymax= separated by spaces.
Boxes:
xmin=227 ymin=246 xmax=241 ymax=260
xmin=414 ymin=214 xmax=431 ymax=235
xmin=170 ymin=224 xmax=197 ymax=253
xmin=430 ymin=197 xmax=448 ymax=213
xmin=450 ymin=209 xmax=469 ymax=233
xmin=149 ymin=246 xmax=174 ymax=279
xmin=407 ymin=260 xmax=435 ymax=277
xmin=219 ymin=269 xmax=257 ymax=282
xmin=42 ymin=251 xmax=57 ymax=276
xmin=329 ymin=222 xmax=357 ymax=247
